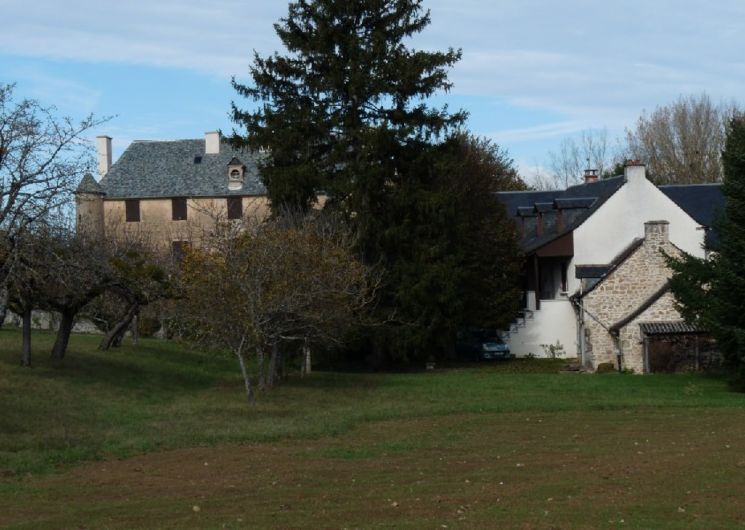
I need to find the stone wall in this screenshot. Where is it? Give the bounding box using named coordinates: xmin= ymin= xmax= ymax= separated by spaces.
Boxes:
xmin=4 ymin=310 xmax=102 ymax=334
xmin=617 ymin=291 xmax=680 ymax=373
xmin=580 ymin=221 xmax=683 ymax=371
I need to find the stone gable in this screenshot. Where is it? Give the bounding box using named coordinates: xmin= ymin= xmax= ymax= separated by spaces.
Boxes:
xmin=580 ymin=221 xmax=683 ymax=370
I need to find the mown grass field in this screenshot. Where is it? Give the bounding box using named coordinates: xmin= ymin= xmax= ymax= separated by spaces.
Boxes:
xmin=1 ymin=329 xmax=745 ymax=529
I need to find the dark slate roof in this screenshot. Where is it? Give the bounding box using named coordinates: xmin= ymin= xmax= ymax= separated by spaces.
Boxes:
xmin=76 ymin=173 xmax=105 ymax=195
xmin=575 ymin=265 xmax=612 ymax=279
xmin=659 ymin=184 xmax=724 ymax=228
xmin=554 ymin=197 xmax=596 ymax=209
xmin=639 ymin=321 xmax=706 ymax=336
xmin=659 ymin=183 xmax=725 ymax=248
xmin=497 ymin=190 xmax=561 ymax=221
xmin=496 ymin=175 xmax=625 ymax=254
xmin=97 ymin=139 xmax=267 ymax=199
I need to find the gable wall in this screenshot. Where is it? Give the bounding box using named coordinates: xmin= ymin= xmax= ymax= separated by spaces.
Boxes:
xmin=581 ymin=226 xmax=682 ymax=369
xmin=571 ymin=171 xmax=704 ymax=293
xmin=617 ymin=291 xmax=680 ymax=373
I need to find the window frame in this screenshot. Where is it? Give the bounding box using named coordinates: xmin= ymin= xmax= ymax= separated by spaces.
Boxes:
xmin=171 ymin=197 xmax=188 ymax=221
xmin=227 ymin=196 xmax=243 ymax=220
xmin=125 ymin=199 xmax=140 ymax=223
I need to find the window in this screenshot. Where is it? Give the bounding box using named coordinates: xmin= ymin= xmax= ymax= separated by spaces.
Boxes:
xmin=172 ymin=197 xmax=187 ymax=221
xmin=230 ymin=169 xmax=241 ymax=179
xmin=227 ymin=197 xmax=243 ymax=220
xmin=125 ymin=199 xmax=140 ymax=222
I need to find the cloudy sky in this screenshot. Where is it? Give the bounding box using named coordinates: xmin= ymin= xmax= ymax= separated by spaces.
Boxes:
xmin=2 ymin=0 xmax=744 ymax=180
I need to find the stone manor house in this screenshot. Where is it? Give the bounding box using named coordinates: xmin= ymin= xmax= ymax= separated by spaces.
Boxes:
xmin=77 ymin=134 xmax=725 ymax=373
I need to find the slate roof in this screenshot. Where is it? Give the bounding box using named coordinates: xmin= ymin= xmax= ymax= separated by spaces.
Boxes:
xmin=659 ymin=183 xmax=725 ymax=248
xmin=575 ymin=265 xmax=612 ymax=279
xmin=496 ymin=175 xmax=625 ymax=253
xmin=639 ymin=321 xmax=706 ymax=336
xmin=97 ymin=139 xmax=267 ymax=199
xmin=76 ymin=173 xmax=105 ymax=194
xmin=659 ymin=183 xmax=724 ymax=228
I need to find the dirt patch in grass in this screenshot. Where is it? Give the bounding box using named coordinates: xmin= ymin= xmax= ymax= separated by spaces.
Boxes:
xmin=3 ymin=408 xmax=745 ymax=529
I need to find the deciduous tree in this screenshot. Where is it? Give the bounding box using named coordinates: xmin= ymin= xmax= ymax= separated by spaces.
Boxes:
xmin=625 ymin=94 xmax=738 ymax=184
xmin=180 ymin=213 xmax=378 ymax=402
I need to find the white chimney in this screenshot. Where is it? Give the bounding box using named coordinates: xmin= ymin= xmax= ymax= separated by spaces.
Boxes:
xmin=96 ymin=135 xmax=112 ymax=177
xmin=205 ymin=131 xmax=220 ymax=155
xmin=624 ymin=160 xmax=647 ymax=185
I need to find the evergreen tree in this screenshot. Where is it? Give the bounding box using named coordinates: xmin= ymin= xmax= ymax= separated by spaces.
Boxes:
xmin=231 ymin=0 xmax=465 ymax=216
xmin=668 ymin=115 xmax=745 ymax=383
xmin=709 ymin=116 xmax=745 ymax=381
xmin=231 ymin=1 xmax=523 ymax=362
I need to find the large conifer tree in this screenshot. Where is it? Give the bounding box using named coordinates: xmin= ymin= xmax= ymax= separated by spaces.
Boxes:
xmin=231 ymin=0 xmax=523 ymax=362
xmin=709 ymin=116 xmax=745 ymax=380
xmin=669 ymin=115 xmax=745 ymax=383
xmin=231 ymin=0 xmax=464 ymax=214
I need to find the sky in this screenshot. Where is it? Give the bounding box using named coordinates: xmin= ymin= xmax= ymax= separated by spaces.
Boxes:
xmin=2 ymin=0 xmax=744 ymax=183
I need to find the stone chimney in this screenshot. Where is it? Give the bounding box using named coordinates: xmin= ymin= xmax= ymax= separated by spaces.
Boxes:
xmin=644 ymin=220 xmax=669 ymax=243
xmin=624 ymin=159 xmax=646 ymax=184
xmin=584 ymin=169 xmax=599 ymax=184
xmin=96 ymin=135 xmax=112 ymax=177
xmin=205 ymin=131 xmax=220 ymax=154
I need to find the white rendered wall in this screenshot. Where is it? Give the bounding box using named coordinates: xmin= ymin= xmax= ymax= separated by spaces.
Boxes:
xmin=568 ymin=167 xmax=705 ymax=293
xmin=505 ymin=299 xmax=577 ymax=358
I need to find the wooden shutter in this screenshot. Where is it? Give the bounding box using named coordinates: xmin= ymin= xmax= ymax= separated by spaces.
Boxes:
xmin=227 ymin=197 xmax=243 ymax=220
xmin=125 ymin=199 xmax=140 ymax=222
xmin=172 ymin=197 xmax=187 ymax=221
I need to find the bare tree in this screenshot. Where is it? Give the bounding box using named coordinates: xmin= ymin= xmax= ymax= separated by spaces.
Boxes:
xmin=0 ymin=83 xmax=106 ymax=321
xmin=546 ymin=129 xmax=622 ymax=189
xmin=625 ymin=93 xmax=739 ymax=184
xmin=180 ymin=211 xmax=379 ymax=403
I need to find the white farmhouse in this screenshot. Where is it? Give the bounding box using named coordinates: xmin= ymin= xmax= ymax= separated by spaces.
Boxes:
xmin=497 ymin=162 xmax=724 ymax=371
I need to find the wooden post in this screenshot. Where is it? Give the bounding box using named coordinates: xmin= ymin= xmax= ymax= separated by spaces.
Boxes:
xmin=533 ymin=255 xmax=541 ymax=311
xmin=643 ymin=335 xmax=650 ymax=374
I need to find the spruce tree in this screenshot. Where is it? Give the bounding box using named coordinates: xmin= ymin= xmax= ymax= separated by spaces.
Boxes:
xmin=668 ymin=115 xmax=745 ymax=383
xmin=230 ymin=0 xmax=465 ymax=217
xmin=231 ymin=1 xmax=523 ymax=362
xmin=710 ymin=116 xmax=745 ymax=381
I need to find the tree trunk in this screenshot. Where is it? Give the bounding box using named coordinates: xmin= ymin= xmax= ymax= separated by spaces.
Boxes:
xmin=131 ymin=314 xmax=139 ymax=346
xmin=21 ymin=308 xmax=31 ymax=367
xmin=235 ymin=351 xmax=255 ymax=404
xmin=99 ymin=302 xmax=138 ymax=351
xmin=50 ymin=309 xmax=75 ymax=360
xmin=0 ymin=283 xmax=9 ymax=330
xmin=302 ymin=338 xmax=312 ymax=376
xmin=267 ymin=342 xmax=279 ymax=389
xmin=256 ymin=344 xmax=266 ymax=391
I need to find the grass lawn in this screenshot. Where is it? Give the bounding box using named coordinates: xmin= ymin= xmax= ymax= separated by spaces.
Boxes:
xmin=1 ymin=329 xmax=745 ymax=528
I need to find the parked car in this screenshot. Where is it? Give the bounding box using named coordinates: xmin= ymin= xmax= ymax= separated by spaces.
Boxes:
xmin=456 ymin=331 xmax=513 ymax=361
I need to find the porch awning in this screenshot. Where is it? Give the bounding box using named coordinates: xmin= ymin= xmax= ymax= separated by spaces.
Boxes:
xmin=639 ymin=321 xmax=706 ymax=336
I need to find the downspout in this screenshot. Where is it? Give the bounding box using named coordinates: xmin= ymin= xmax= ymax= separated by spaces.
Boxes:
xmin=611 ymin=331 xmax=623 ymax=372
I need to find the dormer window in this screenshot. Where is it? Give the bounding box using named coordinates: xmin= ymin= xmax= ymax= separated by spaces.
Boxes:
xmin=227 ymin=157 xmax=245 ymax=191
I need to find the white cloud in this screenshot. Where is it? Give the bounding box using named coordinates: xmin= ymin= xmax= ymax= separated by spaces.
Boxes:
xmin=2 ymin=0 xmax=744 ymax=159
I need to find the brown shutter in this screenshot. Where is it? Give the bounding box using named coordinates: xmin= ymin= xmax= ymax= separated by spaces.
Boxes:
xmin=172 ymin=197 xmax=187 ymax=220
xmin=227 ymin=197 xmax=243 ymax=220
xmin=125 ymin=199 xmax=140 ymax=222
